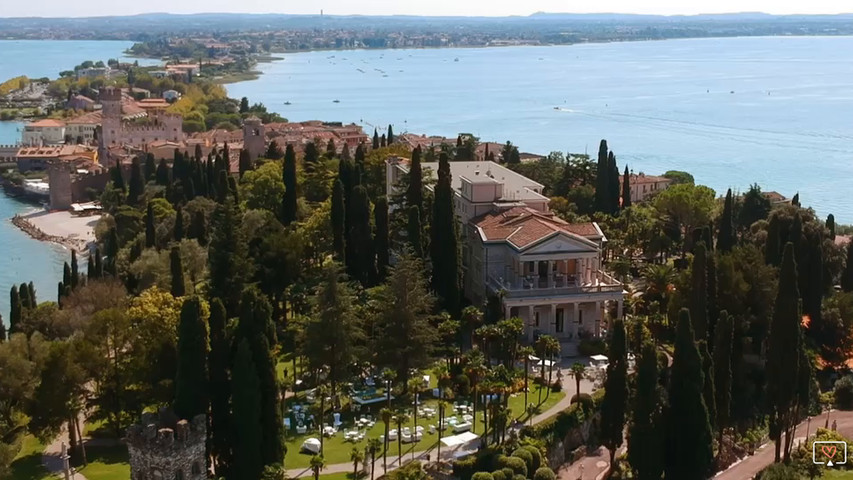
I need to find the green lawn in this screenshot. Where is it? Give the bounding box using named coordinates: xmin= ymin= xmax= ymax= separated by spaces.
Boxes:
xmin=284 ymin=385 xmax=564 ymax=469
xmin=77 ymin=445 xmax=130 ymax=480
xmin=823 ymin=470 xmax=853 ymax=478
xmin=8 ymin=436 xmax=50 ymax=480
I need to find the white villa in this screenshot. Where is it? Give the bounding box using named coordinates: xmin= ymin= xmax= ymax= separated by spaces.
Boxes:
xmin=386 ymin=158 xmax=625 ymax=356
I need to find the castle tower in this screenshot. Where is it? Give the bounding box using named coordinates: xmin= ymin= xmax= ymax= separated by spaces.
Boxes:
xmin=126 ymin=409 xmax=207 ymax=480
xmin=242 ymin=116 xmax=265 ymax=161
xmin=48 ymin=162 xmax=73 ymax=211
xmin=98 ymin=87 xmax=123 ymax=164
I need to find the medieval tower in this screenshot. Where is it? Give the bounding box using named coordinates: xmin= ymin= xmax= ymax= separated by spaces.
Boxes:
xmin=242 ymin=116 xmax=266 ymax=161
xmin=126 ymin=409 xmax=206 ymax=480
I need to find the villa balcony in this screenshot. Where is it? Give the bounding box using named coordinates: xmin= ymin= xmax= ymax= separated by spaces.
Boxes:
xmin=487 ymin=270 xmax=622 ymax=299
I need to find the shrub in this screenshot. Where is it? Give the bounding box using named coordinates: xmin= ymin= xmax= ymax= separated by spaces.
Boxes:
xmin=472 ymin=473 xmax=494 ymax=480
xmin=835 ymin=375 xmax=853 ymax=409
xmin=550 ymin=380 xmax=562 ymax=392
xmin=497 ymin=456 xmax=527 ymax=478
xmin=532 ymin=376 xmax=546 ymax=386
xmin=511 ymin=448 xmax=534 ymax=474
xmin=570 ymin=393 xmax=594 ymax=410
xmin=453 ymin=456 xmax=478 ymax=480
xmin=578 ymin=338 xmax=606 ymax=356
xmin=521 ymin=445 xmax=542 ymax=472
xmin=455 ymin=373 xmax=471 ymax=397
xmin=755 ymin=463 xmax=799 ymax=480
xmin=533 ymin=467 xmax=556 ymax=480
xmin=491 ymin=470 xmax=507 ymax=480
xmin=513 ymin=475 xmax=526 ymax=480
xmin=502 ymin=468 xmax=515 ymax=480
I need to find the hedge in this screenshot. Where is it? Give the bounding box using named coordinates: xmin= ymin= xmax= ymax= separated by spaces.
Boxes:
xmin=497 ymin=455 xmax=528 ymax=478
xmin=520 ymin=445 xmax=542 ymax=472
xmin=511 ymin=448 xmax=534 ymax=474
xmin=533 ymin=467 xmax=557 ymax=480
xmin=472 ymin=473 xmax=495 ymax=480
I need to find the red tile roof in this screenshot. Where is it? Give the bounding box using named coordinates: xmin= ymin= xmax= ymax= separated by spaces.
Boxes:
xmin=28 ymin=119 xmax=66 ymax=128
xmin=473 ymin=206 xmax=601 ymax=249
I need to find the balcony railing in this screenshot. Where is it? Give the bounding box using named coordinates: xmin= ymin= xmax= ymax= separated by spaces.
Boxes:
xmin=488 ymin=271 xmax=622 ymax=298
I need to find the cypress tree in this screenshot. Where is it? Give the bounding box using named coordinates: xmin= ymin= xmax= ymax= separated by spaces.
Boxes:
xmin=27 ymin=282 xmax=35 ymax=308
xmin=707 ymin=253 xmax=718 ymax=343
xmin=698 ymin=340 xmax=716 ymax=430
xmin=238 ymin=149 xmax=252 ymax=177
xmin=174 ymin=296 xmax=209 ymax=419
xmin=601 ymin=318 xmax=628 ymax=467
xmin=9 ymin=286 xmax=21 ymax=334
xmin=594 ymin=140 xmax=609 ymax=214
xmin=841 ymin=240 xmax=853 ymax=292
xmin=348 ymin=186 xmax=376 ymax=286
xmin=94 ymin=246 xmax=104 ymax=278
xmin=341 ymin=143 xmax=351 ymax=162
xmin=373 ymin=128 xmax=380 ymax=149
xmin=767 ymin=243 xmax=802 ymax=462
xmin=331 ymin=179 xmax=346 ymax=262
xmin=216 ymin=170 xmax=229 ymax=204
xmin=627 ymin=342 xmax=664 ymax=480
xmin=665 ymin=309 xmax=713 ymax=480
xmin=282 ymin=144 xmax=298 ymax=225
xmin=791 ymin=193 xmax=800 ymax=207
xmin=0 ymin=315 xmax=6 ymax=341
xmin=621 ymin=165 xmax=631 ymax=209
xmin=339 ymin=158 xmax=356 ymax=262
xmin=19 ymin=282 xmax=30 ymax=310
xmin=63 ymin=262 xmax=72 ymax=290
xmin=189 ymin=210 xmax=208 ymax=246
xmin=156 ymin=159 xmax=170 ymax=186
xmin=718 ymin=189 xmax=736 ymax=253
xmin=387 ymin=124 xmax=394 ymax=144
xmin=70 ymin=250 xmax=79 ymax=289
xmin=87 ymin=255 xmax=95 ymax=279
xmin=231 ymin=339 xmax=263 ymax=480
xmin=208 ymin=203 xmax=248 ymax=316
xmin=326 ymin=138 xmax=337 ymax=157
xmin=608 ymin=152 xmax=620 ymax=214
xmin=354 ymin=144 xmax=366 ymax=172
xmin=407 ymin=205 xmax=424 ymax=258
xmin=110 ymin=165 xmax=125 ymax=192
xmin=374 ymin=196 xmax=390 ymax=280
xmin=765 ymin=215 xmax=782 ymax=266
xmin=144 ymin=153 xmax=156 ymax=182
xmin=222 ymin=143 xmax=230 ymax=171
xmin=690 ymin=242 xmax=709 ymax=341
xmin=430 ymin=152 xmax=461 ymax=315
xmin=266 ymin=140 xmax=283 ymax=160
xmin=713 ymin=310 xmax=733 ymax=452
xmin=170 ymin=246 xmax=186 ymax=297
xmin=304 ymin=141 xmax=320 ymax=175
xmin=58 ymin=281 xmax=64 ymax=305
xmin=195 ymin=144 xmax=203 ymax=161
xmin=827 ymin=214 xmax=836 ymax=240
xmin=127 ymin=157 xmax=145 ymax=205
xmin=380 ymin=133 xmax=387 ymax=147
xmin=174 ymin=205 xmax=184 ymax=242
xmin=408 ymin=146 xmax=423 ymax=214
xmin=145 ymin=202 xmax=155 ymax=248
xmin=208 ymin=298 xmax=231 ymax=476
xmin=228 ymin=176 xmax=239 ymax=206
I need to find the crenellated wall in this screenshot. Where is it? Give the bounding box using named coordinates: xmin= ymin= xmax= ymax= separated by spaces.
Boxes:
xmin=126 ymin=409 xmax=207 ymax=480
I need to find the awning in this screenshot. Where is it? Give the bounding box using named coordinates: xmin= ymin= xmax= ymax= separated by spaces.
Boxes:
xmin=440 ymin=431 xmax=480 ymax=447
xmin=590 ymin=355 xmax=609 ymax=362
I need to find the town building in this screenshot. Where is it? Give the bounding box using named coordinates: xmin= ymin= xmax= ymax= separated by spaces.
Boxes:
xmin=22 ymin=119 xmax=66 ymax=146
xmin=763 ymin=191 xmax=790 ymax=205
xmin=66 ymin=94 xmax=96 ymax=111
xmin=386 ymin=159 xmax=624 ymax=354
xmin=620 ymin=172 xmax=672 ymax=203
xmin=16 ymin=144 xmax=97 ymax=172
xmin=0 ymin=144 xmax=19 ymax=165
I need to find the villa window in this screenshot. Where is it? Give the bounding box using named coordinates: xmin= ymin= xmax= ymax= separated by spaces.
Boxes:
xmin=578 ymin=310 xmax=583 ymax=325
xmin=556 ymin=309 xmax=564 ymax=333
xmin=534 ymin=311 xmax=540 ymax=327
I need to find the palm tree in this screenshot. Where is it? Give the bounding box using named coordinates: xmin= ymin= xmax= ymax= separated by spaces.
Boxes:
xmin=351 ymin=446 xmax=364 ymax=480
xmin=642 ymin=263 xmax=675 ymax=308
xmin=310 ymin=455 xmax=326 ymax=480
xmin=382 ymin=368 xmax=396 ymax=408
xmin=461 ymin=305 xmax=483 ymax=350
xmin=366 ymin=437 xmax=382 ymax=480
xmin=570 ymin=362 xmax=585 ymax=399
xmin=543 ymin=335 xmax=561 ymax=391
xmin=406 ymin=376 xmax=424 ymax=461
xmin=380 ymin=407 xmax=393 ymax=473
xmin=394 ymin=410 xmax=410 ymax=466
xmin=518 ymin=346 xmax=535 ymax=409
xmin=436 ymin=399 xmax=447 ymax=463
xmin=464 ymin=351 xmax=487 ymax=433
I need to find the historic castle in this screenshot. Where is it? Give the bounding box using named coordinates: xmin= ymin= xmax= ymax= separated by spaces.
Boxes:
xmin=126 ymin=409 xmax=207 ymax=480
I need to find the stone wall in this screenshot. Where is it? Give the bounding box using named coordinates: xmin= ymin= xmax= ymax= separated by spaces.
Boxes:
xmin=543 ymin=412 xmax=600 ymax=470
xmin=126 ymin=409 xmax=207 ymax=480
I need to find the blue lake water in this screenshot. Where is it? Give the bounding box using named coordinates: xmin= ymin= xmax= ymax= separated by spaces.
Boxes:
xmin=229 ymin=35 xmax=853 ymax=222
xmin=0 ymin=40 xmax=159 ymax=79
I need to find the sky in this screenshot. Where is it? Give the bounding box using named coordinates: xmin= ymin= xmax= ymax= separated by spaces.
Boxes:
xmin=4 ymin=0 xmax=853 ymax=18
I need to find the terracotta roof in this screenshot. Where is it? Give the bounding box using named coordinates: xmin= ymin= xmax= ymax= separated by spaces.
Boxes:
xmin=28 ymin=119 xmax=66 ymax=128
xmin=17 ymin=145 xmax=94 ymax=158
xmin=763 ymin=191 xmax=788 ymax=203
xmin=67 ymin=111 xmax=102 ymax=125
xmin=473 ymin=206 xmax=601 ymax=249
xmin=629 ymin=173 xmax=670 ymax=184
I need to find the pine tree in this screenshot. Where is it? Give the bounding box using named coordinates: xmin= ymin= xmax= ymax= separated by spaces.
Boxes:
xmin=665 ymin=309 xmax=713 ymax=479
xmin=627 ymin=342 xmax=664 ymax=480
xmin=373 ymin=128 xmax=380 ymax=149
xmin=282 ymin=144 xmax=298 ymax=225
xmin=430 ymin=152 xmax=461 ymax=315
xmin=156 ymin=159 xmax=170 ymax=186
xmin=594 ymin=140 xmax=609 ymax=214
xmin=127 ymin=157 xmax=145 ymax=205
xmin=608 ymin=151 xmax=620 ymax=214
xmin=842 ymin=241 xmax=853 ymax=292
xmin=170 ymin=246 xmax=186 ymax=297
xmin=387 ymin=124 xmax=394 ymax=144
xmin=348 ymin=186 xmax=376 ymax=286
xmin=208 ymin=298 xmax=231 ymax=476
xmin=145 ymin=202 xmax=155 ymax=248
xmin=601 ymin=318 xmax=628 ymax=466
xmin=621 ymin=165 xmax=631 ymax=209
xmin=718 ymin=189 xmax=736 ymax=253
xmin=407 ymin=146 xmax=423 ymax=214
xmin=827 ymin=214 xmax=836 ymax=240
xmin=144 ymin=153 xmax=156 ymax=182
xmin=767 ymin=242 xmax=802 ymax=462
xmin=331 ymin=179 xmax=346 ymax=262
xmin=174 ymin=296 xmax=209 ymax=419
xmin=374 ymin=196 xmax=390 ymax=280
xmin=713 ymin=310 xmax=733 ymax=452
xmin=698 ymin=340 xmax=716 ymax=430
xmin=690 ymin=242 xmax=709 ymax=341
xmin=240 ymin=97 xmax=249 ymax=113
xmin=407 ymin=205 xmax=424 ymax=258
xmin=231 ymin=339 xmax=263 ymax=480
xmin=238 ymin=149 xmax=252 ymax=177
xmin=9 ymin=286 xmax=21 ymax=334
xmin=208 ymin=203 xmax=248 ymax=316
xmin=174 ymin=205 xmax=184 ymax=242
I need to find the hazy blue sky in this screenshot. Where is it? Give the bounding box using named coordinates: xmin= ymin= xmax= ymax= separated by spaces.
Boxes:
xmin=5 ymin=0 xmax=852 ymax=18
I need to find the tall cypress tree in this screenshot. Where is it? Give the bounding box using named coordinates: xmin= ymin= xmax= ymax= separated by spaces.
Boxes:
xmin=127 ymin=157 xmax=145 ymax=205
xmin=387 ymin=124 xmax=394 ymax=144
xmin=713 ymin=310 xmax=733 ymax=452
xmin=407 ymin=146 xmax=424 ymax=214
xmin=407 ymin=205 xmax=424 ymax=258
xmin=63 ymin=262 xmax=72 ymax=290
xmin=170 ymin=246 xmax=186 ymax=297
xmin=87 ymin=255 xmax=95 ymax=279
xmin=430 ymin=152 xmax=461 ymax=315
xmin=621 ymin=165 xmax=631 ymax=209
xmin=718 ymin=189 xmax=736 ymax=253
xmin=690 ymin=242 xmax=709 ymax=341
xmin=144 ymin=153 xmax=156 ymax=182
xmin=110 ymin=165 xmax=125 ymax=192
xmin=27 ymin=282 xmax=35 ymax=308
xmin=304 ymin=141 xmax=320 ymax=175
xmin=208 ymin=298 xmax=231 ymax=477
xmin=156 ymin=159 xmax=170 ymax=186
xmin=767 ymin=243 xmax=801 ymax=462
xmin=373 ymin=128 xmax=380 ymax=149
xmin=348 ymin=186 xmax=376 ymax=286
xmin=105 ymin=227 xmax=119 ymax=276
xmin=174 ymin=205 xmax=184 ymax=242
xmin=282 ymin=144 xmax=298 ymax=225
xmin=707 ymin=253 xmax=718 ymax=343
xmin=9 ymin=286 xmax=21 ymax=335
xmin=231 ymin=339 xmax=263 ymax=480
xmin=19 ymin=283 xmax=30 ymax=310
xmin=326 ymin=139 xmax=337 ymax=157
xmin=238 ymin=149 xmax=252 ymax=178
xmin=698 ymin=340 xmax=716 ymax=430
xmin=665 ymin=309 xmax=713 ymax=479
xmin=70 ymin=250 xmax=79 ymax=289
xmin=841 ymin=241 xmax=853 ymax=292
xmin=380 ymin=134 xmax=387 ymax=147
xmin=208 ymin=203 xmax=248 ymax=316
xmin=331 ymin=179 xmax=346 ymax=262
xmin=627 ymin=342 xmax=664 ymax=480
xmin=144 ymin=202 xmax=155 ymax=249
xmin=174 ymin=296 xmax=209 ymax=419
xmin=354 ymin=144 xmax=366 ymax=173
xmin=594 ymin=140 xmax=609 ymax=214
xmin=601 ymin=318 xmax=628 ymax=466
xmin=216 ymin=170 xmax=229 ymax=204
xmin=374 ymin=196 xmax=390 ymax=281
xmin=608 ymin=152 xmax=620 ymax=215
xmin=765 ymin=215 xmax=782 ymax=266
xmin=827 ymin=214 xmax=836 ymax=240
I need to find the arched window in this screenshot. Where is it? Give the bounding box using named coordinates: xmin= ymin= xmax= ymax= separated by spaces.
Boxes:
xmin=191 ymin=462 xmax=202 ymax=475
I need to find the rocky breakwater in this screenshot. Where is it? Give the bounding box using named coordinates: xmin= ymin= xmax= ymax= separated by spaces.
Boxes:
xmin=12 ymin=213 xmax=89 ymax=252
